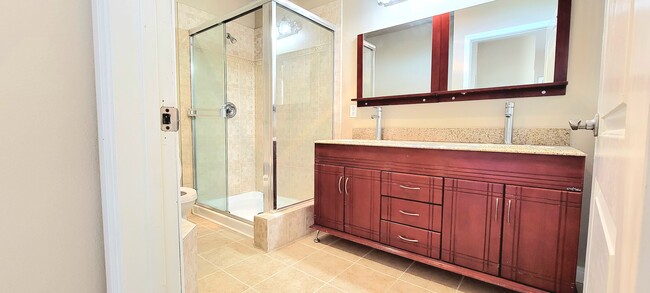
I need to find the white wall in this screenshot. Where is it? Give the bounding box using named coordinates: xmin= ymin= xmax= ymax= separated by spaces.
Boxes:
xmin=0 ymin=0 xmax=105 ymax=292
xmin=339 ymin=0 xmax=604 ymax=269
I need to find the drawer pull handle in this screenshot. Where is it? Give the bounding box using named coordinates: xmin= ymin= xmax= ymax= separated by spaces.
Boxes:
xmin=398 ymin=235 xmax=419 ymax=243
xmin=399 ymin=184 xmax=421 ymax=190
xmin=337 ymin=176 xmax=343 ymax=194
xmin=398 ymin=210 xmax=420 ymax=217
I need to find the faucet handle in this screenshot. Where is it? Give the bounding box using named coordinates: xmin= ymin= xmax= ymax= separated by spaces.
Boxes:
xmin=568 ymin=119 xmax=582 ymax=130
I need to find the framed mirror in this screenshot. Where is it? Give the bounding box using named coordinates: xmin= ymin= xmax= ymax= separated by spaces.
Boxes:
xmin=355 ymin=0 xmax=571 ymax=107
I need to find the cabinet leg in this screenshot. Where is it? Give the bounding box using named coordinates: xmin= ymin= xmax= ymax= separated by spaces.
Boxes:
xmin=314 ymin=230 xmax=321 ymax=243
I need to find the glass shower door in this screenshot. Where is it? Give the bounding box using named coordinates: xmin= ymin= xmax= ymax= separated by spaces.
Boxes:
xmin=190 ymin=24 xmax=228 ymax=212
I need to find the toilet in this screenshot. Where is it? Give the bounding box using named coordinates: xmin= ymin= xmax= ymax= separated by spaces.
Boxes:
xmin=179 ymin=187 xmax=197 ymax=219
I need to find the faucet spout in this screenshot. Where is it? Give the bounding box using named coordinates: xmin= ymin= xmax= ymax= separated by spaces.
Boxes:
xmin=371 ymin=107 xmax=382 ymax=140
xmin=504 ymin=102 xmax=514 ymax=144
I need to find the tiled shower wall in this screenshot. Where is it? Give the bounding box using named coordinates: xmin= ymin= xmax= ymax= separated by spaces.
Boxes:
xmin=225 ymin=22 xmax=257 ymax=196
xmin=274 ymin=1 xmax=340 ymax=205
xmin=177 ymin=4 xmax=258 ymax=195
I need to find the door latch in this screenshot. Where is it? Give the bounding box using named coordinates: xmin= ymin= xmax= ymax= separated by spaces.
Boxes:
xmin=568 ymin=113 xmax=599 ymax=137
xmin=161 ymin=106 xmax=179 ymax=132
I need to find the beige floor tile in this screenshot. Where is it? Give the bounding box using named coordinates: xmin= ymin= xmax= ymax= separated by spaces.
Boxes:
xmin=218 ymin=228 xmax=249 ymax=241
xmin=198 ymin=220 xmax=224 ymax=232
xmin=399 ymin=262 xmax=462 ymax=293
xmin=387 ymin=280 xmax=433 ymax=293
xmin=254 ymin=267 xmax=325 ymax=293
xmin=198 ymin=232 xmax=236 ymax=254
xmin=237 ymin=236 xmax=256 ymax=248
xmin=224 ymin=254 xmax=288 ymax=286
xmin=456 ymin=277 xmax=517 ymax=293
xmin=357 ymin=250 xmax=414 ymax=278
xmin=315 ymin=285 xmax=346 ymax=293
xmin=322 ymin=239 xmax=373 ymax=262
xmin=196 ymin=225 xmax=218 ymax=236
xmin=294 ymin=250 xmax=354 ymax=282
xmin=198 ymin=270 xmax=249 ymax=293
xmin=329 ymin=263 xmax=398 ymax=293
xmin=298 ymin=231 xmax=339 ymax=250
xmin=188 ymin=214 xmax=208 ymax=224
xmin=268 ymin=241 xmax=318 ymax=265
xmin=197 ymin=256 xmax=220 ymax=279
xmin=201 ymin=241 xmax=263 ymax=268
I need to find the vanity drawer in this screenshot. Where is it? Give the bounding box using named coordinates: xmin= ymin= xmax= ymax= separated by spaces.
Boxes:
xmin=380 ymin=221 xmax=441 ymax=259
xmin=381 ymin=172 xmax=443 ymax=204
xmin=381 ymin=197 xmax=442 ymax=232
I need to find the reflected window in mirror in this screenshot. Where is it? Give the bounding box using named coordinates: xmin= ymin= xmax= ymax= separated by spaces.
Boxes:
xmin=449 ymin=0 xmax=559 ymax=90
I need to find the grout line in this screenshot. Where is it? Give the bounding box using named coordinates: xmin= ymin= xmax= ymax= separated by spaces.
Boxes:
xmin=455 ymin=276 xmax=465 ymax=292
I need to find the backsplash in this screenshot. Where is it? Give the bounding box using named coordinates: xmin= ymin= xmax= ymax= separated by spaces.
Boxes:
xmin=352 ymin=128 xmax=570 ymax=146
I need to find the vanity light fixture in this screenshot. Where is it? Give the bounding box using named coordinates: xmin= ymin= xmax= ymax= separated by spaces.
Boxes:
xmin=377 ymin=0 xmax=408 ymax=7
xmin=277 ymin=17 xmax=302 ymax=39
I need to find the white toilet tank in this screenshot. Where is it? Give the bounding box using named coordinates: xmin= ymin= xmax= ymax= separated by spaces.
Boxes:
xmin=179 ymin=187 xmax=197 ymax=219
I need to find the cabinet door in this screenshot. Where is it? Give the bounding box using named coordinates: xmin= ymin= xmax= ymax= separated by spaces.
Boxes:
xmin=344 ymin=167 xmax=381 ymax=241
xmin=314 ymin=164 xmax=344 ymax=231
xmin=441 ymin=178 xmax=504 ymax=276
xmin=501 ymin=186 xmax=581 ymax=293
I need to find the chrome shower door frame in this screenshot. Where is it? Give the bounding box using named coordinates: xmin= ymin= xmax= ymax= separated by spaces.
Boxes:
xmin=189 ymin=0 xmax=336 ymax=216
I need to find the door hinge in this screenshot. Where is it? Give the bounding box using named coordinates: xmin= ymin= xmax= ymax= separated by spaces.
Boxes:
xmin=161 ymin=106 xmax=179 ymax=132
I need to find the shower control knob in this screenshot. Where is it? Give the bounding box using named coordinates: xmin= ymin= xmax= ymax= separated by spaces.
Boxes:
xmin=221 ymin=102 xmax=237 ymax=119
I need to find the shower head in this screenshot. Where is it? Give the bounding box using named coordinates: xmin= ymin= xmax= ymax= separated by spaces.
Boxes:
xmin=226 ymin=33 xmax=237 ymax=44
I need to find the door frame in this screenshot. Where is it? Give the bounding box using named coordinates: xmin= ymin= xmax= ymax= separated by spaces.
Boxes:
xmin=92 ymin=0 xmax=183 ymax=292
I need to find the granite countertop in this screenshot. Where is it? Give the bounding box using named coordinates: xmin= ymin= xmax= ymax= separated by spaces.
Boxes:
xmin=315 ymin=139 xmax=586 ymax=157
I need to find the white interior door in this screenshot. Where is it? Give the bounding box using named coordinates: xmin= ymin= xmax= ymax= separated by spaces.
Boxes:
xmin=583 ymin=0 xmax=650 ymax=292
xmin=92 ymin=0 xmax=183 ymax=291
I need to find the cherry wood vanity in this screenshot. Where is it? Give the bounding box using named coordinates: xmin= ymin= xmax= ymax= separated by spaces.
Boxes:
xmin=312 ymin=140 xmax=586 ymax=293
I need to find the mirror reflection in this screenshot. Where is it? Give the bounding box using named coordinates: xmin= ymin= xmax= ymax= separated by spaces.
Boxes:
xmin=362 ymin=18 xmax=432 ymax=98
xmin=360 ymin=0 xmax=560 ymax=98
xmin=449 ymin=0 xmax=558 ymax=90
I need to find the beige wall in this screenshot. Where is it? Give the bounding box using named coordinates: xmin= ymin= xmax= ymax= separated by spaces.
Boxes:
xmin=0 ymin=0 xmax=106 ymax=291
xmin=336 ymin=0 xmax=604 ymax=268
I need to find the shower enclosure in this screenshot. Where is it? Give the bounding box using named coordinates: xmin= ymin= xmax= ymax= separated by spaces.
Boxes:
xmin=188 ymin=0 xmax=334 ymax=222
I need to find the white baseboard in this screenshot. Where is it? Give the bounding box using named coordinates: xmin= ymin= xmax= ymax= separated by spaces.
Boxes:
xmin=576 ymin=266 xmax=585 ymax=284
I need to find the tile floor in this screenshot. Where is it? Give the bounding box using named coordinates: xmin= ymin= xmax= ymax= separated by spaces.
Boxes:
xmin=188 ymin=214 xmax=515 ymax=293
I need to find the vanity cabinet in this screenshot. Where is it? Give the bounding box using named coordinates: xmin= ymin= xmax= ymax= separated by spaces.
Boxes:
xmin=314 ymin=164 xmax=381 ymax=241
xmin=312 ymin=141 xmax=586 ymax=293
xmin=500 ymin=186 xmax=582 ymax=293
xmin=441 ymin=179 xmax=504 ymax=276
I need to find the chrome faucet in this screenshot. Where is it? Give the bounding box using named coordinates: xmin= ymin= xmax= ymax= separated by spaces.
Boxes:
xmin=504 ymin=102 xmax=514 ymax=144
xmin=371 ymin=106 xmax=382 ymax=140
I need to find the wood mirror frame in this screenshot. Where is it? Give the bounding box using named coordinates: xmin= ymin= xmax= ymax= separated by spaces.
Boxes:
xmin=354 ymin=0 xmax=571 ymax=107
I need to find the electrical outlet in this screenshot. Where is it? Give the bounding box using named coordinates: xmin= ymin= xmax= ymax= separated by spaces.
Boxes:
xmin=350 ymin=105 xmax=357 ymax=118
